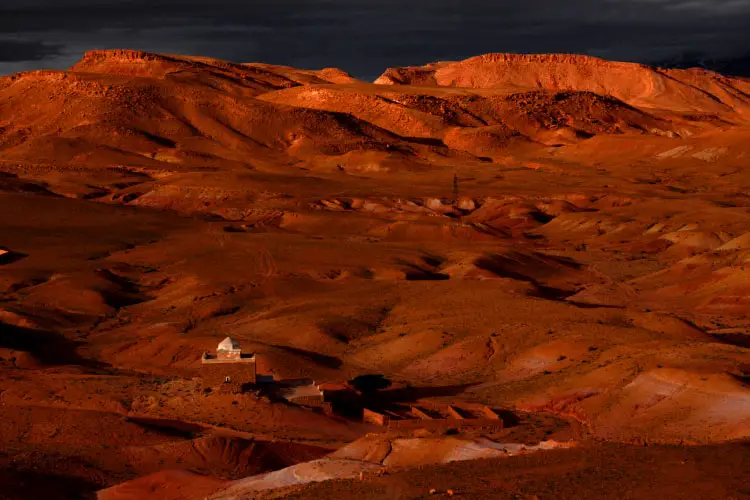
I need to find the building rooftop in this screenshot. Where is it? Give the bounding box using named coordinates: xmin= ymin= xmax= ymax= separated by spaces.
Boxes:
xmin=279 ymin=384 xmax=324 ymax=401
xmin=218 ymin=336 xmax=241 ymax=351
xmin=202 ymin=351 xmax=255 ymax=363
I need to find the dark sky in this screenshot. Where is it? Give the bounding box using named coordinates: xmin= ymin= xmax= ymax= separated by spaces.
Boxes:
xmin=1 ymin=0 xmax=749 ymax=79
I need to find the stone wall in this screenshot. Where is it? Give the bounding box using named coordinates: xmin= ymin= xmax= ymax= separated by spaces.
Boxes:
xmin=201 ymin=361 xmax=256 ymax=393
xmin=388 ymin=417 xmax=503 ymax=431
xmin=361 ymin=404 xmax=505 ymax=432
xmin=363 ymin=408 xmax=390 ymax=426
xmin=288 ymin=395 xmax=325 ymax=407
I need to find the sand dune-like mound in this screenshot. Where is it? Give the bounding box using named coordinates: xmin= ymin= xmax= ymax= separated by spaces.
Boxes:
xmin=208 ymin=458 xmax=382 ymax=498
xmin=376 ymin=53 xmax=750 ymax=115
xmin=626 ymin=312 xmax=710 ymax=341
xmin=718 ymin=232 xmax=750 ymax=251
xmin=97 ymin=470 xmax=227 ymax=500
xmin=330 ymin=434 xmax=574 ymax=467
xmin=632 ymin=249 xmax=750 ymax=313
xmin=501 ymin=339 xmax=595 ymax=382
xmin=510 ymin=340 xmax=750 ymax=444
xmin=6 ymin=269 xmax=148 ymax=321
xmin=564 ymin=282 xmax=637 ymax=308
xmin=442 ymin=125 xmax=534 ymax=156
xmin=659 ymin=230 xmax=727 ymax=247
xmin=591 ymin=368 xmax=750 ymax=443
xmin=400 ymin=335 xmax=495 ymax=380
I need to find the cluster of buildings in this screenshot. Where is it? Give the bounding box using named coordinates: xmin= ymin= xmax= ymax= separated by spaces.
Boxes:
xmin=201 ymin=337 xmax=509 ymax=432
xmin=363 ymin=402 xmax=504 ymax=431
xmin=201 ymin=337 xmax=324 ymax=406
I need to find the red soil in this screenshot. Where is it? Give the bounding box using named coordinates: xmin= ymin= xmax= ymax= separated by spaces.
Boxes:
xmin=1 ymin=49 xmax=749 ymax=498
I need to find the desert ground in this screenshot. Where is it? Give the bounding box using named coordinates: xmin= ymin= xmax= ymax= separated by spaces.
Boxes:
xmin=1 ymin=50 xmax=749 ymax=499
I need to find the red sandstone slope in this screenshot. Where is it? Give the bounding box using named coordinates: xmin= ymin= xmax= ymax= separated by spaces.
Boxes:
xmin=1 ymin=50 xmax=684 ymax=176
xmin=375 ymin=53 xmax=750 ymax=116
xmin=72 ymin=49 xmax=358 ymax=92
xmin=259 ymin=85 xmax=675 ymax=146
xmin=0 ymin=67 xmax=405 ymax=169
xmin=2 ymin=49 xmax=750 ymax=500
xmin=5 ymin=50 xmax=744 ymax=176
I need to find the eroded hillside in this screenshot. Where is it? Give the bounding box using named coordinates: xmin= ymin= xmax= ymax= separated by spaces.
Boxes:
xmin=0 ymin=49 xmax=748 ymax=499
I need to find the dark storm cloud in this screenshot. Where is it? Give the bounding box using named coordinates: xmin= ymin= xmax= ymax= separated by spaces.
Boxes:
xmin=0 ymin=39 xmax=63 ymax=62
xmin=1 ymin=0 xmax=749 ymax=79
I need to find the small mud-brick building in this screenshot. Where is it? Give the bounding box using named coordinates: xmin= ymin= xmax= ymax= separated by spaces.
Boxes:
xmin=201 ymin=337 xmax=257 ymax=393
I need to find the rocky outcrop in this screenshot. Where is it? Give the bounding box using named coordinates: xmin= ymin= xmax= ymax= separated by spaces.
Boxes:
xmin=376 ymin=53 xmax=750 ymax=115
xmin=71 ymin=49 xmax=359 ymax=88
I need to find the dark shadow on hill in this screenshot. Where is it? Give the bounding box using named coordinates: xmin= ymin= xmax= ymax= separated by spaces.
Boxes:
xmin=326 ymin=376 xmax=480 ymax=419
xmin=474 ymin=251 xmax=581 ymax=279
xmin=712 ymin=333 xmax=750 ymax=349
xmin=137 ymin=129 xmax=178 ymax=148
xmin=730 ymin=372 xmax=749 ymax=386
xmin=470 ymin=223 xmax=511 ymax=239
xmin=564 ymin=299 xmax=624 ymax=309
xmin=319 ymin=316 xmax=380 ymax=343
xmin=0 ymin=250 xmax=27 ymax=265
xmin=0 ymin=173 xmax=61 ymax=197
xmin=493 ymin=408 xmax=521 ymax=427
xmin=268 ymin=344 xmax=342 ymax=369
xmin=0 ymin=322 xmax=108 ymax=370
xmin=126 ymin=417 xmax=206 ymax=438
xmin=533 ymin=285 xmax=577 ymax=301
xmin=395 ymin=256 xmax=449 ymax=281
xmin=0 ymin=468 xmax=101 ymax=500
xmin=350 ymin=374 xmax=392 ymax=394
xmin=319 ymin=305 xmax=393 ymax=343
xmin=374 ymin=382 xmax=477 ymax=404
xmin=474 ymin=252 xmax=580 ymax=300
xmin=95 ymin=268 xmax=151 ymax=309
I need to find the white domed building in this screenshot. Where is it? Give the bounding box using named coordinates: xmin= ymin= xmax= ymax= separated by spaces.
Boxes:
xmin=201 ymin=336 xmax=257 ymax=393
